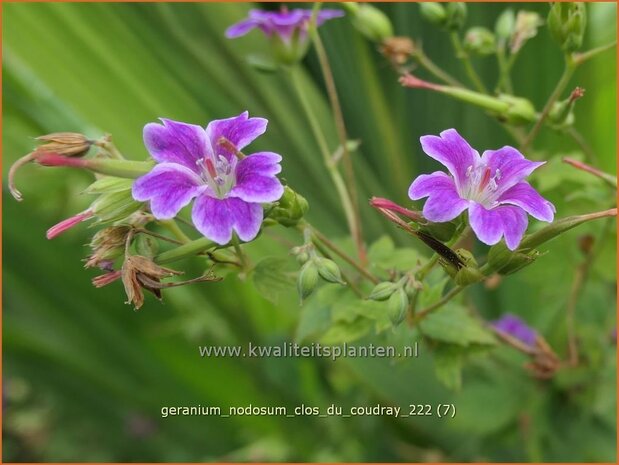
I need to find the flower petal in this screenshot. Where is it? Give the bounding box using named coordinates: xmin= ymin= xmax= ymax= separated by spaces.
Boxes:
xmin=419 ymin=129 xmax=479 ymax=190
xmin=225 ymin=18 xmax=260 ymax=38
xmin=469 ymin=203 xmax=528 ymax=250
xmin=409 ymin=172 xmax=469 ymax=222
xmin=480 ymin=146 xmax=545 ymax=195
xmin=497 ymin=182 xmax=555 ymax=222
xmin=206 ymin=111 xmax=268 ymax=160
xmin=229 ymin=152 xmax=284 ymax=203
xmin=192 ymin=196 xmax=263 ymax=245
xmin=492 ymin=314 xmax=537 ymax=347
xmin=143 ymin=119 xmax=208 ymax=171
xmin=133 ymin=163 xmax=202 ymax=219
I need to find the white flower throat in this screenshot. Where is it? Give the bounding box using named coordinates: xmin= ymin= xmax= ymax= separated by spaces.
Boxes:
xmin=460 ymin=164 xmax=501 ymax=206
xmin=197 ymin=154 xmax=237 ymax=198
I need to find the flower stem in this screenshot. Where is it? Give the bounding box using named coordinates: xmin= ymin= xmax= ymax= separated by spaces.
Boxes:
xmin=310 ymin=26 xmax=366 ymax=265
xmin=413 ymin=45 xmax=464 ymax=88
xmin=158 ymin=219 xmax=192 ymax=244
xmin=414 ymin=285 xmax=465 ymax=320
xmin=289 ymin=66 xmax=361 ymax=262
xmin=573 ymin=40 xmax=617 ymax=66
xmin=450 ymin=32 xmax=487 ymax=94
xmin=155 ymin=237 xmax=216 ymax=265
xmin=521 ymin=55 xmax=576 ymax=152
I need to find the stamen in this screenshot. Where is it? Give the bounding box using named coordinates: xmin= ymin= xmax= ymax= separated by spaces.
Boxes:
xmin=478 ymin=167 xmax=492 ymax=192
xmin=204 ymin=158 xmax=218 ymax=179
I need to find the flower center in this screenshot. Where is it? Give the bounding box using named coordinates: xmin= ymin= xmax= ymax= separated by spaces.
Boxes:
xmin=197 ymin=154 xmax=236 ymax=199
xmin=461 ymin=164 xmax=501 ymax=206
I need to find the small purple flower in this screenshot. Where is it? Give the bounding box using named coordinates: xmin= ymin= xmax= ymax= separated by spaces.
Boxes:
xmin=409 ymin=129 xmax=555 ymax=250
xmin=225 ymin=8 xmax=344 ymax=43
xmin=491 ymin=313 xmax=538 ymax=347
xmin=132 ymin=112 xmax=284 ymax=245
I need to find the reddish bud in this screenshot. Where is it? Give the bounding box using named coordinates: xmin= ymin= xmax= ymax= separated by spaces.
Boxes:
xmin=46 ymin=210 xmax=94 ymax=240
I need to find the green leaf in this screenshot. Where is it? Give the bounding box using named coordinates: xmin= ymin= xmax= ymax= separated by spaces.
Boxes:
xmin=320 ymin=317 xmax=373 ymax=345
xmin=252 ymin=256 xmax=295 ymax=304
xmin=420 ymin=304 xmax=496 ymax=346
xmin=433 ymin=344 xmax=463 ymax=391
xmin=367 ymin=235 xmax=419 ymax=271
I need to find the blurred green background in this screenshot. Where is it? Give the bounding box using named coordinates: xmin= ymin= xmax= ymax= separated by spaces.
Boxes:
xmin=3 ymin=2 xmax=616 ymax=462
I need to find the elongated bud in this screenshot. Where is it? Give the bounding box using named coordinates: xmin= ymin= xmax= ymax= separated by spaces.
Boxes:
xmin=387 ymin=288 xmax=409 ymax=326
xmin=91 ymin=189 xmax=142 ymax=223
xmin=548 ymin=2 xmax=587 ymax=53
xmin=269 ymin=186 xmax=309 ymax=227
xmin=445 ymin=3 xmax=467 ymax=30
xmin=291 ymin=246 xmax=311 ymax=265
xmin=315 ymin=257 xmax=345 ymax=284
xmin=520 ymin=209 xmax=616 ymax=250
xmin=495 ymin=9 xmax=515 ymax=41
xmin=344 ymin=3 xmax=393 ymax=42
xmin=419 ymin=3 xmax=447 ymax=27
xmin=297 ymin=260 xmax=319 ymax=302
xmin=370 ymin=197 xmax=424 ymax=223
xmin=487 ymin=241 xmax=540 ymax=275
xmin=368 ymin=281 xmax=399 ymax=301
xmin=464 ymin=27 xmax=496 ymax=55
xmin=46 ymin=210 xmax=93 ymax=239
xmin=510 ymin=11 xmax=543 ymax=54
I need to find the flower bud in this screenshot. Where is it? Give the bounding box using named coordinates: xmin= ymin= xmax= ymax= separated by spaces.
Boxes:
xmin=510 ymin=11 xmax=543 ymax=54
xmin=346 ymin=3 xmax=394 ymax=42
xmin=315 ymin=257 xmax=345 ymax=285
xmin=498 ymin=94 xmax=537 ymax=125
xmin=464 ymin=27 xmax=496 ymax=55
xmin=297 ymin=260 xmax=319 ymax=302
xmin=269 ymin=186 xmax=309 ymax=227
xmin=548 ymin=2 xmax=587 ymax=53
xmin=291 ymin=246 xmax=311 ymax=265
xmin=271 ymin=30 xmax=311 ymax=66
xmin=495 ymin=9 xmax=515 ymax=40
xmin=46 ymin=210 xmax=93 ymax=240
xmin=84 ymin=177 xmax=135 ymax=195
xmin=35 ymin=132 xmax=93 ymax=158
xmin=498 ymin=250 xmax=540 ymax=275
xmin=487 ymin=241 xmax=540 ymax=275
xmin=91 ymin=189 xmax=142 ymax=223
xmin=387 ymin=288 xmax=409 ymax=326
xmin=445 ymin=3 xmax=467 ymax=30
xmin=419 ymin=3 xmax=447 ymax=27
xmin=548 ymin=87 xmax=584 ymax=128
xmin=368 ymin=281 xmax=399 ymax=301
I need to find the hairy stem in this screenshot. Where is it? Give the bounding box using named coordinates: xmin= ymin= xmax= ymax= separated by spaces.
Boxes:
xmin=450 ymin=32 xmax=487 ymax=93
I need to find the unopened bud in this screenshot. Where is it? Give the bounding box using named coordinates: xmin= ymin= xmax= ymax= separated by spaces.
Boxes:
xmin=419 ymin=3 xmax=447 ymax=27
xmin=84 ymin=176 xmax=134 ymax=195
xmin=499 ymin=250 xmax=540 ymax=275
xmin=347 ymin=3 xmax=394 ymax=42
xmin=269 ymin=186 xmax=309 ymax=227
xmin=445 ymin=3 xmax=467 ymax=30
xmin=46 ymin=210 xmax=93 ymax=240
xmin=368 ymin=281 xmax=399 ymax=301
xmin=510 ymin=11 xmax=543 ymax=54
xmin=464 ymin=27 xmax=496 ymax=55
xmin=35 ymin=132 xmax=93 ymax=158
xmin=487 ymin=241 xmax=539 ymax=275
xmin=297 ymin=260 xmax=319 ymax=302
xmin=91 ymin=189 xmax=142 ymax=223
xmin=549 ymin=87 xmax=584 ymax=127
xmin=495 ymin=9 xmax=516 ymax=40
xmin=548 ymin=2 xmax=587 ymax=53
xmin=315 ymin=257 xmax=345 ymax=284
xmin=387 ymin=288 xmax=409 ymax=326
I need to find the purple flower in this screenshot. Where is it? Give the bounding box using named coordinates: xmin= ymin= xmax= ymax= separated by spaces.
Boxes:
xmin=409 ymin=129 xmax=555 ymax=250
xmin=132 ymin=112 xmax=284 ymax=245
xmin=225 ymin=8 xmax=344 ymax=42
xmin=491 ymin=313 xmax=538 ymax=347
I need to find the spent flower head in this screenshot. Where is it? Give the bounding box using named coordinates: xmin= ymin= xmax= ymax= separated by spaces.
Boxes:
xmin=132 ymin=112 xmax=284 ymax=245
xmin=409 ymin=129 xmax=555 ymax=250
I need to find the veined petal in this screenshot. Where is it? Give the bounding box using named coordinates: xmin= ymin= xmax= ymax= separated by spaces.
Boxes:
xmin=469 ymin=203 xmax=528 ymax=250
xmin=133 ymin=163 xmax=202 ymax=220
xmin=480 ymin=146 xmax=545 ymax=195
xmin=205 ymin=111 xmax=268 ymax=160
xmin=419 ymin=129 xmax=479 ymax=190
xmin=230 ymin=152 xmax=284 ymax=203
xmin=144 ymin=119 xmax=208 ymax=172
xmin=192 ymin=196 xmax=263 ymax=245
xmin=498 ymin=182 xmax=555 ymax=222
xmin=409 ymin=172 xmax=468 ymax=222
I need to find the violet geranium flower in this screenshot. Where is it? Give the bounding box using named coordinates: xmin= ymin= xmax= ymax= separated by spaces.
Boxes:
xmin=132 ymin=112 xmax=284 ymax=245
xmin=409 ymin=129 xmax=555 ymax=250
xmin=225 ymin=8 xmax=344 ymax=41
xmin=491 ymin=313 xmax=537 ymax=348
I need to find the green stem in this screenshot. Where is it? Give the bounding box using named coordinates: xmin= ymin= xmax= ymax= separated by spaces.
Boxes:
xmin=232 ymin=235 xmax=250 ymax=271
xmin=158 ymin=219 xmax=191 ymax=244
xmin=414 ymin=46 xmax=464 ymax=88
xmin=450 ymin=32 xmax=487 ymax=93
xmin=289 ymin=66 xmax=359 ymax=254
xmin=521 ymin=55 xmax=576 ymax=152
xmin=495 ymin=44 xmax=514 ymax=94
xmin=414 ymin=286 xmax=465 ymax=320
xmin=86 ymin=158 xmax=153 ymax=178
xmin=155 ymin=237 xmax=216 ymax=264
xmin=310 ymin=19 xmax=366 ymax=265
xmin=573 ymin=40 xmax=617 ymax=66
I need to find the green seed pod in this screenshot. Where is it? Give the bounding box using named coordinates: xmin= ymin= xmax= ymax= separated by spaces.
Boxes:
xmin=445 ymin=3 xmax=467 ymax=30
xmin=297 ymin=260 xmax=319 ymax=302
xmin=464 ymin=27 xmax=496 ymax=55
xmin=454 ymin=265 xmax=484 ymax=286
xmin=387 ymin=288 xmax=409 ymax=326
xmin=315 ymin=257 xmax=345 ymax=284
xmin=349 ymin=4 xmax=394 ymax=42
xmin=499 ymin=250 xmax=540 ymax=275
xmin=548 ymin=2 xmax=587 ymax=53
xmin=495 ymin=9 xmax=516 ymax=40
xmin=498 ymin=94 xmax=537 ymax=125
xmin=419 ymin=3 xmax=447 ymax=27
xmin=487 ymin=241 xmax=514 ymax=271
xmin=368 ymin=281 xmax=399 ymax=301
xmin=135 ymin=234 xmax=159 ymax=258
